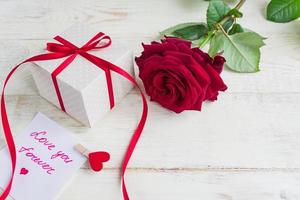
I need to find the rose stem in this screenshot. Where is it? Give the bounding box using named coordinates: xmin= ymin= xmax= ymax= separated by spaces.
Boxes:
xmin=199 ymin=30 xmax=216 ymax=49
xmin=218 ymin=0 xmax=246 ymax=27
xmin=235 ymin=0 xmax=246 ymax=10
xmin=198 ymin=0 xmax=246 ymax=49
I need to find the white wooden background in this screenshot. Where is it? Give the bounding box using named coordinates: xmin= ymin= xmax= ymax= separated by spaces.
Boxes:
xmin=1 ymin=0 xmax=300 ymax=199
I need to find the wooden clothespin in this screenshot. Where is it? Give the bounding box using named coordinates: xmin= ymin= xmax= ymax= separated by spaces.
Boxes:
xmin=75 ymin=144 xmax=110 ymax=172
xmin=75 ymin=144 xmax=90 ymax=157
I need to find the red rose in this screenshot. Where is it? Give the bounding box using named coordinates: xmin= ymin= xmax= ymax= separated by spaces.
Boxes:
xmin=135 ymin=37 xmax=227 ymax=113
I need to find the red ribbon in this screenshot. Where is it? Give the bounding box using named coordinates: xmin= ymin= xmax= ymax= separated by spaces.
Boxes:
xmin=48 ymin=33 xmax=115 ymax=111
xmin=0 ymin=32 xmax=148 ymax=200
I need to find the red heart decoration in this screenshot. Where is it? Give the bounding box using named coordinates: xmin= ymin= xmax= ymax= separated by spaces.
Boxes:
xmin=88 ymin=151 xmax=110 ymax=172
xmin=20 ymin=167 xmax=29 ymax=175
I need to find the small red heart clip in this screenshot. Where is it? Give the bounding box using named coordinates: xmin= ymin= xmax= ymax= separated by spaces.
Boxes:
xmin=75 ymin=144 xmax=110 ymax=172
xmin=89 ymin=151 xmax=110 ymax=171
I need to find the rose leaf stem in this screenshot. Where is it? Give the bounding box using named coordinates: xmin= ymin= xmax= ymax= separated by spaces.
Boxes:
xmin=217 ymin=23 xmax=229 ymax=36
xmin=199 ymin=0 xmax=246 ymax=49
xmin=235 ymin=0 xmax=246 ymax=10
xmin=199 ymin=30 xmax=216 ymax=49
xmin=217 ymin=0 xmax=246 ymax=30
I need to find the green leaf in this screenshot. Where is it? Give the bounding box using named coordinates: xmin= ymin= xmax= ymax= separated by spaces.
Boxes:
xmin=267 ymin=0 xmax=300 ymax=23
xmin=228 ymin=23 xmax=244 ymax=35
xmin=207 ymin=0 xmax=231 ymax=30
xmin=160 ymin=22 xmax=208 ymax=41
xmin=228 ymin=8 xmax=243 ymax=18
xmin=222 ymin=18 xmax=234 ymax=31
xmin=209 ymin=31 xmax=265 ymax=73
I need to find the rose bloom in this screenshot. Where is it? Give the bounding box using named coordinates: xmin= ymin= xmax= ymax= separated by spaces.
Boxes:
xmin=135 ymin=37 xmax=227 ymax=113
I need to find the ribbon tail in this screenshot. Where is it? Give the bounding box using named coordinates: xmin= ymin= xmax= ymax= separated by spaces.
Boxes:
xmin=1 ymin=48 xmax=148 ymax=200
xmin=0 ymin=65 xmax=19 ymax=200
xmin=79 ymin=53 xmax=148 ymax=200
xmin=105 ymin=61 xmax=148 ymax=200
xmin=0 ymin=53 xmax=70 ymax=200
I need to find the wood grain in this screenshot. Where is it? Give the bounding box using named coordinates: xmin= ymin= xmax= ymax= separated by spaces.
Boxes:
xmin=0 ymin=0 xmax=300 ymax=199
xmin=1 ymin=92 xmax=300 ymax=169
xmin=3 ymin=169 xmax=300 ymax=200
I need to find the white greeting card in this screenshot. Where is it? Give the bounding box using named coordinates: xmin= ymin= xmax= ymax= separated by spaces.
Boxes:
xmin=0 ymin=113 xmax=87 ymax=200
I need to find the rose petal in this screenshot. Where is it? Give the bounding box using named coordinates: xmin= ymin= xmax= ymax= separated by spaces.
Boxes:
xmin=135 ymin=37 xmax=227 ymax=113
xmin=212 ymin=55 xmax=226 ymax=74
xmin=164 ymin=37 xmax=192 ymax=48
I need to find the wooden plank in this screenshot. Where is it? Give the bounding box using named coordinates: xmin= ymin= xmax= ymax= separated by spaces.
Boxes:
xmin=0 ymin=0 xmax=300 ymax=199
xmin=3 ymin=169 xmax=300 ymax=200
xmin=0 ymin=0 xmax=298 ymax=40
xmin=1 ymin=31 xmax=300 ymax=95
xmin=59 ymin=169 xmax=300 ymax=200
xmin=1 ymin=91 xmax=299 ymax=169
xmin=0 ymin=1 xmax=299 ymax=96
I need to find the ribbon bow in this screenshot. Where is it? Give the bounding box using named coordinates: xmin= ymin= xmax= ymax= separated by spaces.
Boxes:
xmin=47 ymin=32 xmax=112 ymax=54
xmin=46 ymin=32 xmax=115 ymax=112
xmin=0 ymin=32 xmax=148 ymax=200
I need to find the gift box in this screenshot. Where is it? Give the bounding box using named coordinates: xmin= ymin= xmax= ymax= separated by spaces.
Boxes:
xmin=31 ymin=26 xmax=134 ymax=127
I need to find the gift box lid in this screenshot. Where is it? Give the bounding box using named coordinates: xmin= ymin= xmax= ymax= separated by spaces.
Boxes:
xmin=34 ymin=25 xmax=132 ymax=91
